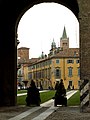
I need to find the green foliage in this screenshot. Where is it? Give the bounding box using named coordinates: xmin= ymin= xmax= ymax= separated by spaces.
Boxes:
xmin=67 ymin=90 xmax=80 ymax=106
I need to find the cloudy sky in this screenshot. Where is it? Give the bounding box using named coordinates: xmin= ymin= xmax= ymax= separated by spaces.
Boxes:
xmin=17 ymin=2 xmax=79 ymax=59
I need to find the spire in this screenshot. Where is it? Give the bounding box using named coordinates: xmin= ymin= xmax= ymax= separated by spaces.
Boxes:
xmin=62 ymin=26 xmax=67 ymax=39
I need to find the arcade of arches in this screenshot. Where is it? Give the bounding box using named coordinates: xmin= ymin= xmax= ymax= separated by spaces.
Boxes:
xmin=0 ymin=0 xmax=90 ymax=111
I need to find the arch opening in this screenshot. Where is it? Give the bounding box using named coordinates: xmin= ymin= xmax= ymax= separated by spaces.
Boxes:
xmin=17 ymin=2 xmax=80 ymax=105
xmin=0 ymin=0 xmax=80 ymax=107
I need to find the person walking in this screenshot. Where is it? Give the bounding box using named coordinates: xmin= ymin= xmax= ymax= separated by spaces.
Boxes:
xmin=26 ymin=80 xmax=41 ymax=106
xmin=54 ymin=79 xmax=67 ymax=106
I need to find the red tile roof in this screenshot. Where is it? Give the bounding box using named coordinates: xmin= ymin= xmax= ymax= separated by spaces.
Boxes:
xmin=54 ymin=48 xmax=79 ymax=58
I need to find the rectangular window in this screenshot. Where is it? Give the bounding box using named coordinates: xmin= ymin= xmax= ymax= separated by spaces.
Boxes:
xmin=28 ymin=66 xmax=32 ymax=71
xmin=42 ymin=62 xmax=45 ymax=67
xmin=76 ymin=60 xmax=80 ymax=64
xmin=78 ymin=67 xmax=80 ymax=76
xmin=28 ymin=73 xmax=32 ymax=79
xmin=47 ymin=68 xmax=50 ymax=78
xmin=68 ymin=67 xmax=73 ymax=77
xmin=37 ymin=71 xmax=41 ymax=79
xmin=56 ymin=59 xmax=59 ymax=64
xmin=37 ymin=64 xmax=39 ymax=68
xmin=67 ymin=60 xmax=74 ymax=64
xmin=42 ymin=70 xmax=44 ymax=78
xmin=55 ymin=69 xmax=61 ymax=79
xmin=56 ymin=69 xmax=60 ymax=77
xmin=32 ymin=65 xmax=35 ymax=69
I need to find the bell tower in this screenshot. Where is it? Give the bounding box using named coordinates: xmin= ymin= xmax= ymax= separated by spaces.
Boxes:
xmin=18 ymin=47 xmax=29 ymax=62
xmin=60 ymin=26 xmax=69 ymax=50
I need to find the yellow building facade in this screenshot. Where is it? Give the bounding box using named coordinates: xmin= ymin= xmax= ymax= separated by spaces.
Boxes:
xmin=28 ymin=51 xmax=80 ymax=90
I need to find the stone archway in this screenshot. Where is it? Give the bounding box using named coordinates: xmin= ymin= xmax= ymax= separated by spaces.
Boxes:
xmin=15 ymin=0 xmax=79 ymax=28
xmin=0 ymin=0 xmax=90 ymax=111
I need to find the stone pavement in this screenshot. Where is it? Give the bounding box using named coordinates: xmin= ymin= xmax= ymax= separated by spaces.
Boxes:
xmin=1 ymin=105 xmax=90 ymax=120
xmin=45 ymin=106 xmax=90 ymax=120
xmin=2 ymin=90 xmax=90 ymax=120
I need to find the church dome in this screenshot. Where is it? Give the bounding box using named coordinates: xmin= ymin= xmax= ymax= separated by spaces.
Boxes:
xmin=51 ymin=39 xmax=56 ymax=49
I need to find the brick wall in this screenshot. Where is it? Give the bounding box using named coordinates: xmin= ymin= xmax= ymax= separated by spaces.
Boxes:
xmin=18 ymin=47 xmax=29 ymax=61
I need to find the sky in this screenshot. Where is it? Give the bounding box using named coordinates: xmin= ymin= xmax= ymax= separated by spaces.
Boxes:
xmin=17 ymin=3 xmax=79 ymax=59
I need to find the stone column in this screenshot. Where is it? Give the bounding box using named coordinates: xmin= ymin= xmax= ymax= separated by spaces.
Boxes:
xmin=78 ymin=0 xmax=90 ymax=111
xmin=0 ymin=2 xmax=17 ymax=106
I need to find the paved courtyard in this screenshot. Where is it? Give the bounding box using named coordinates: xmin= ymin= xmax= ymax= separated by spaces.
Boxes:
xmin=1 ymin=90 xmax=90 ymax=120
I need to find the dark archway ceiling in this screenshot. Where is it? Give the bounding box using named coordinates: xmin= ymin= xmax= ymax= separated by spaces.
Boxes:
xmin=15 ymin=0 xmax=79 ymax=28
xmin=0 ymin=0 xmax=79 ymax=36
